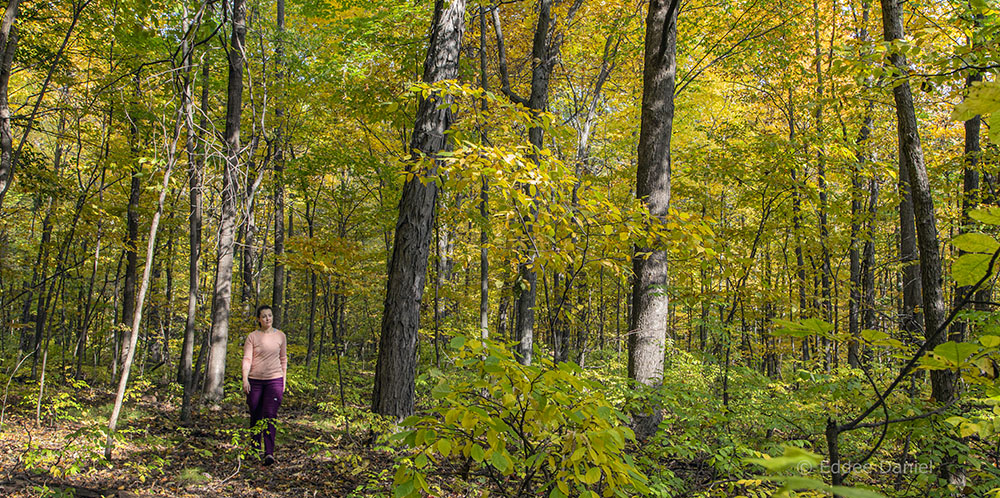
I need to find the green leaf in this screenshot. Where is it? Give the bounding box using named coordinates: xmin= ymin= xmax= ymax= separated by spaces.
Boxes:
xmin=945 ymin=415 xmax=970 ymax=426
xmin=931 ymin=341 xmax=981 ymax=368
xmin=436 ymin=439 xmax=452 ymax=457
xmin=861 ymin=329 xmax=889 ymax=342
xmin=969 ymin=206 xmax=1000 ymax=226
xmin=745 ymin=446 xmax=822 ymax=473
xmin=953 ymin=253 xmax=994 ymax=287
xmin=394 ymin=478 xmax=414 ymax=498
xmin=952 ymin=81 xmax=1000 ymax=122
xmin=557 ymin=479 xmax=570 ymax=495
xmin=953 ymin=233 xmax=1000 ymax=254
xmin=980 ymin=335 xmax=1000 ymax=348
xmin=991 ymin=112 xmax=1000 ymax=144
xmin=471 ymin=443 xmax=485 ymax=462
xmin=772 ymin=318 xmax=834 ymax=338
xmin=583 ymin=466 xmax=601 ymax=484
xmin=490 ymin=450 xmax=511 ymax=473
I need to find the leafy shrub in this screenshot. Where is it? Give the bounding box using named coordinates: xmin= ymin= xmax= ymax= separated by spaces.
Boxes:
xmin=22 ymin=423 xmax=111 ymax=478
xmin=393 ymin=337 xmax=649 ymax=498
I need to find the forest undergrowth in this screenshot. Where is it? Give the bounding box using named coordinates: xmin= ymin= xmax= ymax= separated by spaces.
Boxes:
xmin=2 ymin=339 xmax=998 ymax=498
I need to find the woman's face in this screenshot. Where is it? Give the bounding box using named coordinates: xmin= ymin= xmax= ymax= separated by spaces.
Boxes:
xmin=258 ymin=309 xmax=273 ymax=329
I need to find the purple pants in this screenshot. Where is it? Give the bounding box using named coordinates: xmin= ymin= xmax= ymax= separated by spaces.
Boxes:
xmin=247 ymin=377 xmax=283 ymax=457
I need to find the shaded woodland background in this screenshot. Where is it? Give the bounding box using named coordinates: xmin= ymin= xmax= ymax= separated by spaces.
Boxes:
xmin=1 ymin=0 xmax=1000 ymax=496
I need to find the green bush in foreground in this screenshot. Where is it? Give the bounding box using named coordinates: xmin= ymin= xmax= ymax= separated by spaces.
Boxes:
xmin=392 ymin=337 xmax=649 ymax=498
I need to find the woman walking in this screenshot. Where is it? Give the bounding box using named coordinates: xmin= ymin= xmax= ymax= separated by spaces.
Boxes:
xmin=242 ymin=305 xmax=287 ymax=466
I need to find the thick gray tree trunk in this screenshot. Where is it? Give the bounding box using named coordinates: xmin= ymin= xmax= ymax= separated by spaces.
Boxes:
xmin=205 ymin=0 xmax=246 ymax=403
xmin=371 ymin=0 xmax=466 ymax=420
xmin=880 ymin=0 xmax=952 ymax=403
xmin=629 ymin=0 xmax=679 ymax=440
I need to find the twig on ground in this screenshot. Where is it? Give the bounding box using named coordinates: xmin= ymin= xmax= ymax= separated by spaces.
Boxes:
xmin=217 ymin=456 xmax=242 ymax=486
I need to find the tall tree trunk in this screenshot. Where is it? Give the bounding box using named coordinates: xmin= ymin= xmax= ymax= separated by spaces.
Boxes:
xmin=862 ymin=175 xmax=879 ymax=338
xmin=478 ymin=5 xmax=489 ymax=341
xmin=204 ymin=0 xmax=246 ymax=403
xmin=898 ymin=130 xmax=922 ymax=361
xmin=629 ymin=0 xmax=679 ymax=440
xmin=371 ymin=0 xmax=466 ymax=420
xmin=848 ymin=2 xmax=873 ymax=368
xmin=813 ymin=0 xmax=833 ymax=371
xmin=180 ymin=18 xmax=207 ymax=423
xmin=284 ymin=207 xmax=293 ymax=324
xmin=30 ymin=105 xmax=69 ymax=378
xmin=241 ymin=199 xmax=257 ymax=307
xmin=516 ymin=0 xmax=549 ymax=365
xmin=880 ymin=0 xmax=952 ymax=403
xmin=849 ymin=110 xmax=873 ymax=368
xmin=162 ymin=222 xmax=174 ymax=381
xmin=29 ymin=204 xmax=54 ymax=379
xmin=121 ymin=74 xmax=143 ymax=370
xmin=305 ymin=197 xmax=317 ymax=366
xmin=493 ymin=0 xmax=582 ymax=365
xmin=950 ymin=18 xmax=983 ymax=345
xmin=271 ymin=0 xmax=286 ymax=329
xmin=0 ymin=0 xmax=20 ymax=212
xmin=788 ymin=88 xmax=809 ymax=362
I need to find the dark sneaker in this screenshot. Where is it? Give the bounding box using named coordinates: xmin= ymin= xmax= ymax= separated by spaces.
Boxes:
xmin=263 ymin=455 xmax=275 ymax=467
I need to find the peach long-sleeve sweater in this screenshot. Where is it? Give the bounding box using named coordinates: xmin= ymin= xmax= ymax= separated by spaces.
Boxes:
xmin=242 ymin=329 xmax=287 ymax=380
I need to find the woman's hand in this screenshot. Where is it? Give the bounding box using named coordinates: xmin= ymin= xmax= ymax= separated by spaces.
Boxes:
xmin=242 ymin=378 xmax=251 ymax=395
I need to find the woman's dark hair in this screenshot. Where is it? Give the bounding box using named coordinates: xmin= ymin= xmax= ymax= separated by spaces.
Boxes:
xmin=256 ymin=305 xmax=273 ymax=319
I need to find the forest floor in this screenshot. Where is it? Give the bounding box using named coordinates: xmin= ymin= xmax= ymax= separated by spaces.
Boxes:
xmin=0 ymin=378 xmax=449 ymax=498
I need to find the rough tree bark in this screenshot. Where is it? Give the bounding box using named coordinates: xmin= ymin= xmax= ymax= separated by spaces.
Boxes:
xmin=204 ymin=0 xmax=246 ymax=403
xmin=371 ymin=0 xmax=466 ymax=420
xmin=880 ymin=0 xmax=952 ymax=403
xmin=493 ymin=0 xmax=582 ymax=365
xmin=630 ymin=0 xmax=679 ymax=440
